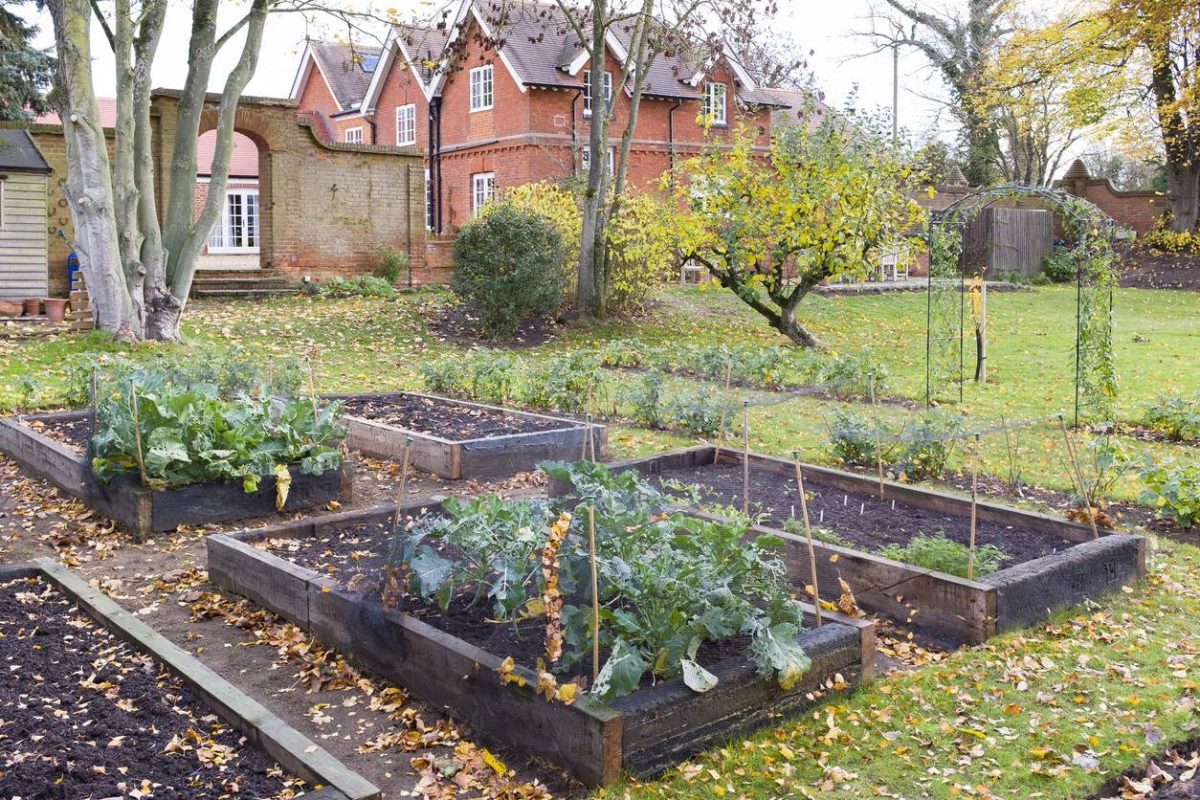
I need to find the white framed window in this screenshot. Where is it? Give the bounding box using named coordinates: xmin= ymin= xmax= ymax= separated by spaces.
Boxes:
xmin=344 ymin=126 xmax=364 ymax=144
xmin=581 ymin=146 xmax=614 ymax=174
xmin=425 ymin=168 xmax=434 ymax=231
xmin=471 ymin=172 xmax=495 ymax=214
xmin=702 ymin=82 xmax=727 ymax=125
xmin=395 ymin=104 xmax=417 ymax=146
xmin=208 ymin=188 xmax=260 ymax=253
xmin=470 ymin=65 xmax=494 ymax=111
xmin=582 ymin=70 xmax=613 ymax=116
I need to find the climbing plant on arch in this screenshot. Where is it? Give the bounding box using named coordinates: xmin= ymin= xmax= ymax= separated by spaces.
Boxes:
xmin=924 ymin=185 xmax=1119 ymax=425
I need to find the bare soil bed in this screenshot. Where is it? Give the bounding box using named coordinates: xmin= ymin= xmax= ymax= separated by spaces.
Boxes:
xmin=655 ymin=460 xmax=1075 ymax=566
xmin=259 ymin=518 xmax=747 ymax=689
xmin=23 ymin=412 xmax=92 ymax=452
xmin=1120 ymin=249 xmax=1200 ymax=291
xmin=0 ymin=575 xmax=300 ymax=800
xmin=340 ymin=392 xmax=572 ymax=440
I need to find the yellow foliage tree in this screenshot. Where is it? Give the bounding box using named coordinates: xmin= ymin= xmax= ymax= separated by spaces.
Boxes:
xmin=673 ymin=122 xmax=926 ymax=348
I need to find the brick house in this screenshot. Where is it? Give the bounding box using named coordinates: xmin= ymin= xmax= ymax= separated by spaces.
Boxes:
xmin=291 ymin=0 xmax=800 ymax=232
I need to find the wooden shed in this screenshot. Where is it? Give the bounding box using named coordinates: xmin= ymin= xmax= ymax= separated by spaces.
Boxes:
xmin=0 ymin=129 xmax=52 ymax=302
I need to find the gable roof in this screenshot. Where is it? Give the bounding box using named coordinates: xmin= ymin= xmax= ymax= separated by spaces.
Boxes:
xmin=291 ymin=41 xmax=382 ymax=112
xmin=0 ymin=129 xmax=51 ymax=174
xmin=361 ymin=22 xmax=453 ymax=112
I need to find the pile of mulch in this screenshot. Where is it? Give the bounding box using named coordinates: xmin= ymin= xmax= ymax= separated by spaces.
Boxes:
xmin=340 ymin=392 xmax=571 ymax=439
xmin=1119 ymin=249 xmax=1200 ymax=291
xmin=426 ymin=304 xmax=562 ymax=347
xmin=653 ymin=461 xmax=1075 ymax=566
xmin=0 ymin=576 xmax=301 ymax=799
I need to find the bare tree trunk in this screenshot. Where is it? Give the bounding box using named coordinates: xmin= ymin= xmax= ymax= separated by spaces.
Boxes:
xmin=576 ymin=0 xmax=611 ymax=317
xmin=47 ymin=0 xmax=139 ymax=339
xmin=153 ymin=0 xmax=269 ymax=340
xmin=112 ymin=0 xmax=146 ymax=329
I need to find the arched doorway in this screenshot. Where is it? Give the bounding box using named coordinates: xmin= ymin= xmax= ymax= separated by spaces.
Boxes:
xmin=923 ymin=185 xmax=1120 ymax=425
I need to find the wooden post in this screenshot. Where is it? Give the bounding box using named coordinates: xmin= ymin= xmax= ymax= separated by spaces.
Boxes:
xmin=1057 ymin=413 xmax=1100 ymax=540
xmin=968 ymin=433 xmax=979 ymax=580
xmin=978 ymin=282 xmax=987 ymax=383
xmin=128 ymin=382 xmax=148 ymax=487
xmin=581 ymin=414 xmax=591 ymax=462
xmin=392 ymin=437 xmax=412 ymax=533
xmin=305 ymin=354 xmax=319 ymax=425
xmin=742 ymin=402 xmax=751 ymax=516
xmin=588 ymin=504 xmax=600 ymax=681
xmin=792 ymin=452 xmax=822 ymax=628
xmin=869 ymin=373 xmax=885 ymax=499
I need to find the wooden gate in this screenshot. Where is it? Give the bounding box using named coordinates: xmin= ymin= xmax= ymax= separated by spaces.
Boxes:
xmin=964 ymin=206 xmax=1053 ymax=278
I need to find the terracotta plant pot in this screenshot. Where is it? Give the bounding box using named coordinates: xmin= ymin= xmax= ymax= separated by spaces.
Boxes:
xmin=23 ymin=298 xmax=40 ymax=317
xmin=43 ymin=298 xmax=69 ymax=323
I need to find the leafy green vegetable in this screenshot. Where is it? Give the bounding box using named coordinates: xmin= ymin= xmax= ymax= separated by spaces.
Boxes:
xmin=879 ymin=534 xmax=1007 ymax=578
xmin=89 ymin=367 xmax=344 ymax=491
xmin=391 ymin=462 xmax=810 ymax=700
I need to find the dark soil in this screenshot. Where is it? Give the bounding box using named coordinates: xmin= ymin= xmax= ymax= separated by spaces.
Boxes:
xmin=1120 ymin=249 xmax=1200 ymax=291
xmin=340 ymin=392 xmax=572 ymax=440
xmin=1090 ymin=735 xmax=1200 ymax=799
xmin=260 ymin=519 xmax=751 ymax=690
xmin=0 ymin=576 xmax=300 ymax=800
xmin=23 ymin=413 xmax=93 ymax=453
xmin=427 ymin=304 xmax=562 ymax=348
xmin=653 ymin=461 xmax=1075 ymax=567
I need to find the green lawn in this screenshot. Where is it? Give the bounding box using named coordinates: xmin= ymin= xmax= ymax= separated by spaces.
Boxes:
xmin=2 ymin=283 xmax=1199 ymax=797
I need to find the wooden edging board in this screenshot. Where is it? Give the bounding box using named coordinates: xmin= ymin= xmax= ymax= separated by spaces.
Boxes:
xmin=0 ymin=410 xmax=352 ymax=536
xmin=0 ymin=558 xmax=380 ymax=800
xmin=329 ymin=392 xmax=607 ymax=480
xmin=578 ymin=446 xmax=1146 ymax=646
xmin=207 ymin=502 xmax=873 ymax=784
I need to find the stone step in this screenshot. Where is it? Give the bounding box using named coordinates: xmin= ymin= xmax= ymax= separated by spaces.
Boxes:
xmin=191 ymin=286 xmax=299 ymax=300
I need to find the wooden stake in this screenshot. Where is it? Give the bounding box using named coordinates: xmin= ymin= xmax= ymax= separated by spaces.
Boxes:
xmin=128 ymin=382 xmax=149 ymax=487
xmin=869 ymin=373 xmax=885 ymax=499
xmin=793 ymin=453 xmax=822 ymax=628
xmin=581 ymin=414 xmax=593 ymax=462
xmin=1057 ymin=414 xmax=1100 ymax=540
xmin=968 ymin=433 xmax=979 ymax=580
xmin=392 ymin=437 xmax=413 ymax=533
xmin=589 ymin=413 xmax=597 ymax=462
xmin=742 ymin=401 xmax=751 ymax=516
xmin=588 ymin=504 xmax=600 ymax=681
xmin=713 ymin=363 xmax=734 ymax=462
xmin=305 ymin=354 xmax=319 ymax=425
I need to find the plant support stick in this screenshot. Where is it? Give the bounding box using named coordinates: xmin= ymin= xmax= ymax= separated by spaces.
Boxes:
xmin=713 ymin=363 xmax=734 ymax=462
xmin=588 ymin=504 xmax=600 ymax=681
xmin=1057 ymin=413 xmax=1100 ymax=540
xmin=793 ymin=453 xmax=822 ymax=628
xmin=870 ymin=373 xmax=885 ymax=499
xmin=392 ymin=437 xmax=412 ymax=533
xmin=581 ymin=414 xmax=593 ymax=462
xmin=742 ymin=401 xmax=751 ymax=516
xmin=968 ymin=433 xmax=979 ymax=580
xmin=128 ymin=382 xmax=148 ymax=487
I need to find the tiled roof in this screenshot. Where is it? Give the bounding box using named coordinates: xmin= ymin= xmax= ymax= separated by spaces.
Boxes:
xmin=35 ymin=97 xmax=118 ymax=127
xmin=394 ymin=23 xmax=451 ymax=84
xmin=0 ymin=129 xmax=51 ymax=173
xmin=310 ymin=41 xmax=382 ymax=110
xmin=759 ymin=87 xmax=837 ymax=129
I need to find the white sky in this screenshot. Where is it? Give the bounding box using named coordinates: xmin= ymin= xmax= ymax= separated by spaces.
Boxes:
xmin=21 ymin=0 xmax=956 ymax=141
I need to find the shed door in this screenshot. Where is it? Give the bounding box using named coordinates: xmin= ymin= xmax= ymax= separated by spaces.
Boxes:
xmin=0 ymin=174 xmax=49 ymax=301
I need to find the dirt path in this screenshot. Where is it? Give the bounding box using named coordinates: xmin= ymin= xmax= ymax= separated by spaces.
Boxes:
xmin=0 ymin=453 xmax=569 ymax=799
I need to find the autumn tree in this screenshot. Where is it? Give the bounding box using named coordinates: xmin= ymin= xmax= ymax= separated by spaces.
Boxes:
xmin=0 ymin=3 xmax=54 ymax=120
xmin=674 ymin=118 xmax=926 ymax=348
xmin=860 ymin=0 xmax=1007 ymax=186
xmin=1004 ymin=1 xmax=1198 ymax=230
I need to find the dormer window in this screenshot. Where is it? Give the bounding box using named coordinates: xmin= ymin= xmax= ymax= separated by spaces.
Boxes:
xmin=583 ymin=70 xmax=613 ymax=117
xmin=702 ymin=82 xmax=727 ymax=125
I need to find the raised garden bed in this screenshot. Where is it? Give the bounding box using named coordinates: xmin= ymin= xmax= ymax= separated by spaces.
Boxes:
xmin=334 ymin=392 xmax=606 ymax=479
xmin=0 ymin=558 xmax=378 ymax=800
xmin=577 ymin=446 xmax=1146 ymax=646
xmin=0 ymin=410 xmax=351 ymax=535
xmin=207 ymin=503 xmax=875 ymax=785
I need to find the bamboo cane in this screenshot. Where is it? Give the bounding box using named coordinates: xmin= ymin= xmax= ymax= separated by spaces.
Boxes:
xmin=305 ymin=354 xmax=319 ymax=425
xmin=128 ymin=382 xmax=149 ymax=487
xmin=869 ymin=373 xmax=885 ymax=499
xmin=588 ymin=504 xmax=600 ymax=681
xmin=792 ymin=452 xmax=822 ymax=627
xmin=581 ymin=414 xmax=593 ymax=462
xmin=968 ymin=433 xmax=979 ymax=580
xmin=742 ymin=401 xmax=751 ymax=516
xmin=392 ymin=438 xmax=413 ymax=534
xmin=1057 ymin=413 xmax=1100 ymax=539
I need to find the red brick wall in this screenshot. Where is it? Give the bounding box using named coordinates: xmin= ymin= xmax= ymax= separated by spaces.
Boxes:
xmin=373 ymin=59 xmax=430 ymax=149
xmin=296 ymin=69 xmax=339 ymax=141
xmin=1055 ymin=176 xmax=1168 ymax=235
